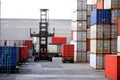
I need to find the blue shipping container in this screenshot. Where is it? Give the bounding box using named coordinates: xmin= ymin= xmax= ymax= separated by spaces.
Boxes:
xmin=0 ymin=47 xmax=19 ymax=67
xmin=90 ymin=9 xmax=111 ymax=25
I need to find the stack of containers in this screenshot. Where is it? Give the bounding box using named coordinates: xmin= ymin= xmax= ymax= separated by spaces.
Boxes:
xmin=118 ymin=18 xmax=120 ymax=54
xmin=71 ymin=0 xmax=87 ymax=62
xmin=90 ymin=0 xmax=119 ymax=69
xmin=87 ymin=4 xmax=96 ymax=62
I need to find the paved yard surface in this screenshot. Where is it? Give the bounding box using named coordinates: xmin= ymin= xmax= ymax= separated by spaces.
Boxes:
xmin=0 ymin=57 xmax=110 ymax=80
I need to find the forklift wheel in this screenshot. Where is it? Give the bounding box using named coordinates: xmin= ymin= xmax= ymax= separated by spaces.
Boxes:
xmin=70 ymin=60 xmax=74 ymax=63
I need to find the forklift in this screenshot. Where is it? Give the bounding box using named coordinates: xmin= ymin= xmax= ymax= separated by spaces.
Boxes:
xmin=30 ymin=9 xmax=55 ymax=61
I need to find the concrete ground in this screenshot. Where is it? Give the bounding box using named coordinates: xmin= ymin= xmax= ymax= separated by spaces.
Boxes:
xmin=0 ymin=57 xmax=110 ymax=80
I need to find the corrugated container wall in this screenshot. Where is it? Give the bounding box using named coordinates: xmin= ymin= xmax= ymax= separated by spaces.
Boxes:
xmin=90 ymin=9 xmax=111 ymax=25
xmin=105 ymin=55 xmax=120 ymax=80
xmin=117 ymin=36 xmax=120 ymax=53
xmin=73 ymin=31 xmax=86 ymax=41
xmin=90 ymin=54 xmax=105 ymax=69
xmin=90 ymin=40 xmax=110 ymax=54
xmin=96 ymin=0 xmax=104 ymax=9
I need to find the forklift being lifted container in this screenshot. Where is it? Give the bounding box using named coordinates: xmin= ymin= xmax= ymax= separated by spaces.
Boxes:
xmin=30 ymin=9 xmax=55 ymax=61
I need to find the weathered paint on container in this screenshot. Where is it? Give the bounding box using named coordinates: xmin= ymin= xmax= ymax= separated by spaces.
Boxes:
xmin=90 ymin=24 xmax=110 ymax=39
xmin=96 ymin=0 xmax=104 ymax=9
xmin=90 ymin=9 xmax=111 ymax=25
xmin=111 ymin=39 xmax=117 ymax=54
xmin=90 ymin=54 xmax=105 ymax=69
xmin=105 ymin=55 xmax=120 ymax=80
xmin=111 ymin=10 xmax=120 ymax=23
xmin=73 ymin=31 xmax=86 ymax=41
xmin=118 ymin=18 xmax=120 ymax=35
xmin=111 ymin=24 xmax=117 ymax=38
xmin=90 ymin=40 xmax=110 ymax=53
xmin=52 ymin=37 xmax=66 ymax=44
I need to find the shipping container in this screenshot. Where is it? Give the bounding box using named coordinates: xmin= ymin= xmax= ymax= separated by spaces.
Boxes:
xmin=24 ymin=40 xmax=33 ymax=49
xmin=117 ymin=36 xmax=120 ymax=52
xmin=52 ymin=37 xmax=66 ymax=44
xmin=74 ymin=51 xmax=87 ymax=62
xmin=87 ymin=5 xmax=96 ymax=16
xmin=0 ymin=40 xmax=5 ymax=46
xmin=118 ymin=18 xmax=120 ymax=35
xmin=87 ymin=39 xmax=90 ymax=51
xmin=90 ymin=9 xmax=111 ymax=25
xmin=6 ymin=40 xmax=14 ymax=46
xmin=73 ymin=41 xmax=86 ymax=51
xmin=90 ymin=40 xmax=110 ymax=53
xmin=71 ymin=21 xmax=87 ymax=31
xmin=87 ymin=51 xmax=90 ymax=62
xmin=111 ymin=10 xmax=120 ymax=23
xmin=48 ymin=45 xmax=58 ymax=53
xmin=96 ymin=0 xmax=104 ymax=9
xmin=87 ymin=0 xmax=97 ymax=5
xmin=104 ymin=0 xmax=120 ymax=9
xmin=77 ymin=0 xmax=87 ymax=10
xmin=71 ymin=30 xmax=73 ymax=40
xmin=111 ymin=24 xmax=117 ymax=38
xmin=62 ymin=44 xmax=74 ymax=63
xmin=90 ymin=54 xmax=105 ymax=69
xmin=73 ymin=31 xmax=86 ymax=41
xmin=87 ymin=17 xmax=90 ymax=26
xmin=0 ymin=47 xmax=19 ymax=67
xmin=105 ymin=55 xmax=120 ymax=80
xmin=72 ymin=11 xmax=87 ymax=21
xmin=111 ymin=39 xmax=117 ymax=54
xmin=87 ymin=28 xmax=90 ymax=39
xmin=90 ymin=24 xmax=110 ymax=39
xmin=19 ymin=46 xmax=28 ymax=63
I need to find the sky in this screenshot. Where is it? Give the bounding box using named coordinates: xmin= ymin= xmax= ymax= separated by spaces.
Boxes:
xmin=0 ymin=0 xmax=76 ymax=19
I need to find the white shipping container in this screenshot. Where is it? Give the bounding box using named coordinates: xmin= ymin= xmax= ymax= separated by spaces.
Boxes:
xmin=87 ymin=51 xmax=90 ymax=62
xmin=0 ymin=40 xmax=5 ymax=46
xmin=90 ymin=24 xmax=110 ymax=39
xmin=111 ymin=25 xmax=117 ymax=38
xmin=87 ymin=0 xmax=97 ymax=5
xmin=48 ymin=45 xmax=58 ymax=53
xmin=71 ymin=21 xmax=87 ymax=31
xmin=6 ymin=40 xmax=14 ymax=46
xmin=104 ymin=0 xmax=120 ymax=9
xmin=73 ymin=41 xmax=86 ymax=51
xmin=73 ymin=31 xmax=86 ymax=41
xmin=90 ymin=40 xmax=110 ymax=53
xmin=117 ymin=36 xmax=120 ymax=52
xmin=90 ymin=54 xmax=104 ymax=69
xmin=111 ymin=39 xmax=117 ymax=54
xmin=19 ymin=40 xmax=24 ymax=46
xmin=72 ymin=11 xmax=87 ymax=21
xmin=82 ymin=52 xmax=87 ymax=62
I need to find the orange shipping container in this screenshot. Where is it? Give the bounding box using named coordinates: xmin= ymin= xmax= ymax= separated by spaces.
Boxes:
xmin=24 ymin=40 xmax=33 ymax=49
xmin=105 ymin=55 xmax=120 ymax=80
xmin=96 ymin=0 xmax=104 ymax=9
xmin=118 ymin=18 xmax=120 ymax=35
xmin=62 ymin=44 xmax=74 ymax=63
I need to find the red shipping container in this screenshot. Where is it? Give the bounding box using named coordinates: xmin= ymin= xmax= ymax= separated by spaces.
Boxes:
xmin=19 ymin=46 xmax=28 ymax=62
xmin=62 ymin=44 xmax=74 ymax=58
xmin=87 ymin=39 xmax=90 ymax=51
xmin=118 ymin=18 xmax=120 ymax=35
xmin=96 ymin=0 xmax=104 ymax=9
xmin=24 ymin=40 xmax=33 ymax=49
xmin=52 ymin=37 xmax=66 ymax=44
xmin=105 ymin=55 xmax=120 ymax=80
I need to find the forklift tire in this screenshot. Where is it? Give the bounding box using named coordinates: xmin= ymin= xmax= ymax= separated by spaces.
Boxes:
xmin=70 ymin=60 xmax=74 ymax=63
